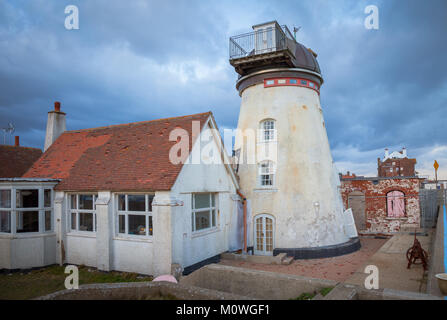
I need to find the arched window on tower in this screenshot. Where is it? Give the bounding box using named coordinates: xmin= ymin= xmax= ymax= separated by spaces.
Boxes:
xmin=260 ymin=119 xmax=276 ymax=142
xmin=259 ymin=161 xmax=275 ymax=187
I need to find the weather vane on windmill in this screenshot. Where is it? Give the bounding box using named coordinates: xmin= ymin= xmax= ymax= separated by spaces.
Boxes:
xmin=293 ymin=26 xmax=301 ymax=40
xmin=1 ymin=122 xmax=15 ymax=145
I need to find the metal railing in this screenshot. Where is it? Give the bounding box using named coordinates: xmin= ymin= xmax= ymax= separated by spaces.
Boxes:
xmin=229 ymin=26 xmax=293 ymax=60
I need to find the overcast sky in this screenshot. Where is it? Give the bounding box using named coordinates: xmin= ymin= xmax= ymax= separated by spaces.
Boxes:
xmin=1 ymin=0 xmax=446 ymax=179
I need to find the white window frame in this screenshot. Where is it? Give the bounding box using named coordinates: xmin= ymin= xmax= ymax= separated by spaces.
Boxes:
xmin=259 ymin=161 xmax=275 ymax=187
xmin=191 ymin=193 xmax=217 ymax=233
xmin=259 ymin=119 xmax=276 ymax=142
xmin=116 ymin=194 xmax=154 ymax=238
xmin=68 ymin=193 xmax=97 ymax=233
xmin=0 ymin=186 xmax=53 ymax=235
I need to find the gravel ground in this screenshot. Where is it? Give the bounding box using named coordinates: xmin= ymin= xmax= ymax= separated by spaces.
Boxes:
xmin=219 ymin=237 xmax=389 ymax=282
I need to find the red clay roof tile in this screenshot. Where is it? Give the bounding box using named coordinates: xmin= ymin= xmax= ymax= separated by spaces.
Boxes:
xmin=23 ymin=112 xmax=211 ymax=191
xmin=0 ymin=145 xmax=43 ymax=178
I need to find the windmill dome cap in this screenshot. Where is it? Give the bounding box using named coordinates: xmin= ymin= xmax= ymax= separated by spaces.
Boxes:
xmin=293 ymin=42 xmax=321 ymax=75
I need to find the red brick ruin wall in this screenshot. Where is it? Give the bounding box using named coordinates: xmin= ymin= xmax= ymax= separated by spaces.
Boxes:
xmin=341 ymin=178 xmax=421 ymax=233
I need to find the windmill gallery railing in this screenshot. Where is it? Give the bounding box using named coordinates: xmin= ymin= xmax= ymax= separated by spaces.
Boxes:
xmin=229 ymin=25 xmax=294 ymax=60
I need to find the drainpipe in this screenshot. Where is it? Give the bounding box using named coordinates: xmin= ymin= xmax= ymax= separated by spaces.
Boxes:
xmin=237 ymin=189 xmax=247 ymax=254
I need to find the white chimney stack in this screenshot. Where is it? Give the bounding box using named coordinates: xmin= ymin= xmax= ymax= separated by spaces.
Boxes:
xmin=44 ymin=101 xmax=66 ymax=152
xmin=402 ymin=147 xmax=407 ymax=158
xmin=384 ymin=148 xmax=389 ymax=159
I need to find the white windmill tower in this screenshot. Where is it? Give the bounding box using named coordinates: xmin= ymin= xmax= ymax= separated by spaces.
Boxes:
xmin=229 ymin=21 xmax=359 ymax=258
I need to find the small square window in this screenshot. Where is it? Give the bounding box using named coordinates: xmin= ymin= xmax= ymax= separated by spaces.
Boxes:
xmin=277 ymin=79 xmax=286 ymax=84
xmin=128 ymin=214 xmax=146 ymax=235
xmin=0 ymin=211 xmax=11 ymax=233
xmin=118 ymin=195 xmax=126 ymax=211
xmin=79 ymin=195 xmax=93 ymax=210
xmin=0 ymin=190 xmax=11 ymax=208
xmin=289 ymin=79 xmax=297 ymax=84
xmin=300 ymin=80 xmax=307 ymax=85
xmin=266 ymin=80 xmax=274 ymax=85
xmin=44 ymin=189 xmax=51 ymax=208
xmin=45 ymin=211 xmax=51 ymax=231
xmin=79 ymin=212 xmax=94 ymax=231
xmin=128 ymin=195 xmax=145 ymax=211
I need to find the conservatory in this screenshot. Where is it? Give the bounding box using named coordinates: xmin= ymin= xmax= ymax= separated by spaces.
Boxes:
xmin=0 ymin=178 xmax=59 ymax=269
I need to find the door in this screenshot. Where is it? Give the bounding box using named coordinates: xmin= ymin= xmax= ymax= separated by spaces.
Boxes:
xmin=254 ymin=214 xmax=274 ymax=256
xmin=387 ymin=190 xmax=405 ymax=218
xmin=348 ymin=191 xmax=366 ymax=230
xmin=255 ymin=27 xmax=274 ymax=54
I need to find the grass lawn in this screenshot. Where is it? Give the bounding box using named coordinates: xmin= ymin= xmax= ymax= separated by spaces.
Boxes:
xmin=0 ymin=265 xmax=153 ymax=300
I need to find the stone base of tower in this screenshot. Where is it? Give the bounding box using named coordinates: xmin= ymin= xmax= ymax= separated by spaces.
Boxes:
xmin=273 ymin=237 xmax=361 ymax=260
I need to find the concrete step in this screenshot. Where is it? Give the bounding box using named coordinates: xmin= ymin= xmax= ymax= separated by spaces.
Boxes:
xmin=323 ymin=284 xmax=358 ymax=300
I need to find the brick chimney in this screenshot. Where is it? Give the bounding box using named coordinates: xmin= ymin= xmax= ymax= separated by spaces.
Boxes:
xmin=44 ymin=101 xmax=66 ymax=152
xmin=14 ymin=136 xmax=19 ymax=147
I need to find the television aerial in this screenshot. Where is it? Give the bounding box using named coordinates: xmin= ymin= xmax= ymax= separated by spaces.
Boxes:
xmin=2 ymin=122 xmax=15 ymax=145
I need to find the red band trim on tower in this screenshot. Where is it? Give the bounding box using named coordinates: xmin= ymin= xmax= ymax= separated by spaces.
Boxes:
xmin=264 ymin=77 xmax=320 ymax=95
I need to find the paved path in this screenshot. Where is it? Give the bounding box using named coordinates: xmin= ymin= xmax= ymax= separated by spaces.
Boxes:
xmin=219 ymin=237 xmax=388 ymax=282
xmin=345 ymin=232 xmax=433 ymax=293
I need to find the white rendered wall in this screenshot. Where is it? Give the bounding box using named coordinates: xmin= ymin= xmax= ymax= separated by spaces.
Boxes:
xmin=170 ymin=121 xmax=238 ymax=269
xmin=66 ymin=234 xmax=97 ymax=267
xmin=112 ymin=238 xmax=153 ymax=274
xmin=0 ymin=234 xmax=56 ymax=269
xmin=234 ymin=83 xmax=348 ymax=249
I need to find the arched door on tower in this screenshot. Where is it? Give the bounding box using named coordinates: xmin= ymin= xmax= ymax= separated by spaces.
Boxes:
xmin=254 ymin=214 xmax=274 ymax=256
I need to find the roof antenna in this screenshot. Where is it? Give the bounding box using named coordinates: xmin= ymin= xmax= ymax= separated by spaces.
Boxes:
xmin=1 ymin=122 xmax=15 ymax=145
xmin=293 ymin=26 xmax=301 ymax=40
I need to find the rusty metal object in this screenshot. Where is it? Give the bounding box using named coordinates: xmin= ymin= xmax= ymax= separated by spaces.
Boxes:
xmin=406 ymin=231 xmax=428 ymax=270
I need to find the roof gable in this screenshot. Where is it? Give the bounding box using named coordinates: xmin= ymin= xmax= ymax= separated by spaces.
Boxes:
xmin=23 ymin=112 xmax=212 ymax=191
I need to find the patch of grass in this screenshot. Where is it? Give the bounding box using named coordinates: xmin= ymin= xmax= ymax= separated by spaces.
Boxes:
xmin=291 ymin=292 xmax=316 ymax=300
xmin=0 ymin=265 xmax=152 ymax=300
xmin=290 ymin=287 xmax=334 ymax=300
xmin=319 ymin=287 xmax=333 ymax=297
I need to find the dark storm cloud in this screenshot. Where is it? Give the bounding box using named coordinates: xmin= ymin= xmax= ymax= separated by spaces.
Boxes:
xmin=0 ymin=0 xmax=446 ymax=177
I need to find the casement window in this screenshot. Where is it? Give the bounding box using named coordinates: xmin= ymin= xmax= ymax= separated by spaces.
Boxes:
xmin=260 ymin=119 xmax=276 ymax=142
xmin=259 ymin=161 xmax=275 ymax=186
xmin=69 ymin=194 xmax=97 ymax=232
xmin=191 ymin=193 xmax=217 ymax=232
xmin=0 ymin=188 xmax=53 ymax=234
xmin=117 ymin=194 xmax=154 ymax=237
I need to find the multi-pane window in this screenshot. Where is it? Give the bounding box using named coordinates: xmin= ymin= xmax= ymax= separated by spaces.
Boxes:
xmin=259 ymin=161 xmax=275 ymax=186
xmin=0 ymin=190 xmax=11 ymax=233
xmin=69 ymin=194 xmax=97 ymax=232
xmin=117 ymin=194 xmax=154 ymax=237
xmin=191 ymin=193 xmax=217 ymax=232
xmin=260 ymin=120 xmax=276 ymax=142
xmin=0 ymin=188 xmax=53 ymax=234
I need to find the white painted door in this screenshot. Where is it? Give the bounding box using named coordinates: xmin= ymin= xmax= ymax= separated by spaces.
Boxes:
xmin=254 ymin=214 xmax=274 ymax=256
xmin=255 ymin=27 xmax=274 ymax=54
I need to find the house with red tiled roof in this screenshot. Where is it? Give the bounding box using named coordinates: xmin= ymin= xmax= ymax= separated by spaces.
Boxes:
xmin=0 ymin=103 xmax=240 ymax=276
